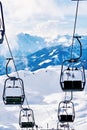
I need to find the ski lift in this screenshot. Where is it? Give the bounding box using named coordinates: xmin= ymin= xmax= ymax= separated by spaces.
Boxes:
xmin=60 ymin=36 xmax=86 ymax=91
xmin=60 ymin=58 xmax=86 ymax=91
xmin=0 ymin=1 xmax=5 ymax=44
xmin=19 ymin=107 xmax=35 ymax=128
xmin=58 ymin=100 xmax=75 ymax=123
xmin=3 ymin=76 xmax=25 ymax=105
xmin=3 ymin=58 xmax=25 ymax=105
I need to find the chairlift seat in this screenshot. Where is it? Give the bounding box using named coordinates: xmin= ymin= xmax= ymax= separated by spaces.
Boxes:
xmin=4 ymin=96 xmax=24 ymax=105
xmin=20 ymin=122 xmax=35 ymax=128
xmin=63 ymin=80 xmax=82 ymax=91
xmin=59 ymin=115 xmax=74 ymax=122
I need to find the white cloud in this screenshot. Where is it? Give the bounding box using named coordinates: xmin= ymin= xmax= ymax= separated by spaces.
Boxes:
xmin=2 ymin=0 xmax=66 ymax=36
xmin=1 ymin=0 xmax=87 ymax=40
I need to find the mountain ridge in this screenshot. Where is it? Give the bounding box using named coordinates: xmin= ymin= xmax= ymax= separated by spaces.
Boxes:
xmin=0 ymin=33 xmax=87 ymax=75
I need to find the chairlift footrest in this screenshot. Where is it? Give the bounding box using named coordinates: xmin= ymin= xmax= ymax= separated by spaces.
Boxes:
xmin=20 ymin=122 xmax=35 ymax=128
xmin=4 ymin=96 xmax=24 ymax=105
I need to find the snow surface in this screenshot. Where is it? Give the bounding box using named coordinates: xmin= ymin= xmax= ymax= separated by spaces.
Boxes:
xmin=0 ymin=66 xmax=87 ymax=129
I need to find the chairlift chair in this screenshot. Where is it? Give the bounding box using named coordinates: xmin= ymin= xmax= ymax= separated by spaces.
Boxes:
xmin=0 ymin=1 xmax=5 ymax=44
xmin=60 ymin=59 xmax=86 ymax=91
xmin=3 ymin=76 xmax=25 ymax=105
xmin=19 ymin=107 xmax=35 ymax=128
xmin=58 ymin=100 xmax=75 ymax=123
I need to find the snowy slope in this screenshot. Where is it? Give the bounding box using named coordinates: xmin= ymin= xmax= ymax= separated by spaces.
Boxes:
xmin=0 ymin=66 xmax=87 ymax=129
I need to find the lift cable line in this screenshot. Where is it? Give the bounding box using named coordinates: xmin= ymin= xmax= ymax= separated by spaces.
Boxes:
xmin=4 ymin=34 xmax=20 ymax=79
xmin=71 ymin=0 xmax=87 ymax=60
xmin=71 ymin=0 xmax=80 ymax=60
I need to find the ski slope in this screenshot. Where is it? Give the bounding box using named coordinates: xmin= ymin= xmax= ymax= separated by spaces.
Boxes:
xmin=0 ymin=66 xmax=87 ymax=129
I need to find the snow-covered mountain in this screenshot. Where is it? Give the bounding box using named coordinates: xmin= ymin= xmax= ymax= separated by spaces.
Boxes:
xmin=0 ymin=34 xmax=87 ymax=75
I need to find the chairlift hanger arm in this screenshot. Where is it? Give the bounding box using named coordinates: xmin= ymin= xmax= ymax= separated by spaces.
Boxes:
xmin=6 ymin=58 xmax=13 ymax=78
xmin=0 ymin=2 xmax=5 ymax=30
xmin=64 ymin=92 xmax=73 ymax=103
xmin=6 ymin=58 xmax=21 ymax=80
xmin=0 ymin=1 xmax=5 ymax=43
xmin=73 ymin=35 xmax=82 ymax=60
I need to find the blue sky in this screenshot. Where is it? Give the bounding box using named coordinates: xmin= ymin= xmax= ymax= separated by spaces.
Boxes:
xmin=2 ymin=0 xmax=87 ymax=39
